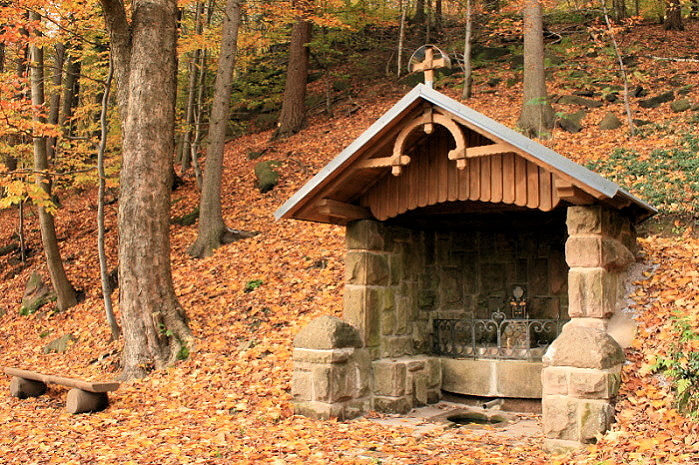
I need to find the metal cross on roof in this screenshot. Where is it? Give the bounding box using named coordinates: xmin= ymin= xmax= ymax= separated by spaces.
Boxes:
xmin=409 ymin=45 xmax=450 ymax=89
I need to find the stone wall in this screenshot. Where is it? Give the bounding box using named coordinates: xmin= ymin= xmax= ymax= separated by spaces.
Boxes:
xmin=542 ymin=205 xmax=637 ymax=451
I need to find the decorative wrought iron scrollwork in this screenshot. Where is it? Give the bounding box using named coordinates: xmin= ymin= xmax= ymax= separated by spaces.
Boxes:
xmin=432 ymin=287 xmax=567 ymax=360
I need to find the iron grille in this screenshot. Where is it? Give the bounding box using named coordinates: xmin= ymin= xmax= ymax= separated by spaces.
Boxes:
xmin=432 ymin=287 xmax=567 ymax=360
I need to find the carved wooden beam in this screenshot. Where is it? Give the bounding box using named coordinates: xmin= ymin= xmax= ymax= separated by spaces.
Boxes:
xmin=464 ymin=143 xmax=512 ymax=158
xmin=555 ymin=179 xmax=596 ymax=205
xmin=317 ymin=199 xmax=371 ymax=221
xmin=391 ymin=108 xmax=467 ymax=174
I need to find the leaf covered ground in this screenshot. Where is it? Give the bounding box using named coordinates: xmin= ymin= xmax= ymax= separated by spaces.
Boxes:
xmin=0 ymin=23 xmax=698 ymax=464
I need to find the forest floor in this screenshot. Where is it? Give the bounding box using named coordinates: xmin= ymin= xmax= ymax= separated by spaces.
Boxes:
xmin=0 ymin=22 xmax=698 ymax=464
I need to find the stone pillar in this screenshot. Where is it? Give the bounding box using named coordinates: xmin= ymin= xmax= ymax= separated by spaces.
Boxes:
xmin=292 ymin=316 xmax=371 ymax=420
xmin=541 ymin=205 xmax=635 ymax=451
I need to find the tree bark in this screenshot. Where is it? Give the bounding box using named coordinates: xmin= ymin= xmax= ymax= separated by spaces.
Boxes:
xmin=665 ymin=0 xmax=684 ymax=30
xmin=97 ymin=56 xmax=121 ymax=341
xmin=188 ymin=0 xmax=242 ymax=258
xmin=518 ymin=0 xmax=554 ymax=139
xmin=59 ymin=45 xmax=81 ymax=138
xmin=396 ymin=6 xmax=406 ymax=77
xmin=46 ymin=43 xmax=65 ymax=162
xmin=179 ymin=0 xmax=204 ymax=174
xmin=414 ymin=0 xmax=425 ymax=23
xmin=612 ymin=0 xmax=627 ymax=20
xmin=462 ymin=0 xmax=473 ymax=99
xmin=100 ymin=0 xmax=192 ymax=379
xmin=29 ymin=12 xmax=78 ymax=312
xmin=274 ymin=14 xmax=311 ymax=139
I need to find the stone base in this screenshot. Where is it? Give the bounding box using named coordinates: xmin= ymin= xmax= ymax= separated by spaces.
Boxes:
xmin=294 ymin=398 xmax=371 ymax=420
xmin=441 ymin=358 xmax=543 ymax=398
xmin=543 ymin=438 xmax=586 ymax=453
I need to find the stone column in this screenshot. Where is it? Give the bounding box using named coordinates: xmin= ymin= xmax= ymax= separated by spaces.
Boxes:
xmin=541 ymin=205 xmax=635 ymax=451
xmin=292 ymin=316 xmax=371 ymax=420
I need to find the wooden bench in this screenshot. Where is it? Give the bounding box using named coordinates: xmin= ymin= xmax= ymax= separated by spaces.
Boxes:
xmin=4 ymin=367 xmax=119 ymax=414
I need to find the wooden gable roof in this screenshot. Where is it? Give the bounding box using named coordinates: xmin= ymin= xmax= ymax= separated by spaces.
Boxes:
xmin=275 ymin=85 xmax=656 ymax=225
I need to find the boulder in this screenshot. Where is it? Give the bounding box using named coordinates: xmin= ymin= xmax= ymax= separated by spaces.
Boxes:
xmin=487 ymin=78 xmax=501 ymax=87
xmin=254 ymin=160 xmax=280 ymax=193
xmin=558 ymin=95 xmax=603 ymax=109
xmin=638 ymin=91 xmax=674 ymax=109
xmin=632 ymin=119 xmax=651 ymax=127
xmin=631 ymin=86 xmax=647 ymax=98
xmin=171 ymin=208 xmax=199 ymax=226
xmin=558 ymin=110 xmax=587 ymax=133
xmin=678 ymin=85 xmax=693 ymax=96
xmin=599 ymin=112 xmax=622 ymax=130
xmin=603 ymin=92 xmax=618 ymax=103
xmin=543 ymin=326 xmax=624 ymax=369
xmin=294 ymin=315 xmax=363 ymax=350
xmin=20 ymin=271 xmax=53 ymax=315
xmin=43 ymin=333 xmax=77 ymax=354
xmin=670 ymin=99 xmax=691 ymax=113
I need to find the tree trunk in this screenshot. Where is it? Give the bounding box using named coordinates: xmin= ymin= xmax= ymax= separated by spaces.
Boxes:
xmin=29 ymin=12 xmax=78 ymax=312
xmin=612 ymin=0 xmax=627 ymax=20
xmin=46 ymin=43 xmax=65 ymax=162
xmin=59 ymin=45 xmax=81 ymax=138
xmin=97 ymin=56 xmax=121 ymax=341
xmin=188 ymin=0 xmax=242 ymax=258
xmin=0 ymin=43 xmax=5 ymax=73
xmin=462 ymin=0 xmax=473 ymax=99
xmin=274 ymin=16 xmax=311 ymax=138
xmin=435 ymin=0 xmax=442 ymax=30
xmin=100 ymin=0 xmax=192 ymax=379
xmin=665 ymin=0 xmax=684 ymax=30
xmin=397 ymin=6 xmax=406 ymax=76
xmin=415 ymin=0 xmax=425 ymax=23
xmin=179 ymin=0 xmax=204 ymax=174
xmin=518 ymin=0 xmax=554 ymax=138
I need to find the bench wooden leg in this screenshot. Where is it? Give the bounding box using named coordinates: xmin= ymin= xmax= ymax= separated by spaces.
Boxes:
xmin=66 ymin=389 xmax=109 ymax=414
xmin=10 ymin=377 xmax=47 ymax=399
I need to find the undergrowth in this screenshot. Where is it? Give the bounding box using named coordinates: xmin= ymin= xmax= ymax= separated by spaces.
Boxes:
xmin=586 ymin=132 xmax=699 ymax=216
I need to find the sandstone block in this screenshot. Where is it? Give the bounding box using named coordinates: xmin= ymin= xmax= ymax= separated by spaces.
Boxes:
xmin=542 ymin=395 xmax=578 ymax=441
xmin=425 ymin=358 xmax=442 ymax=389
xmin=380 ymin=336 xmax=412 ymax=358
xmin=346 ymin=252 xmax=389 ymax=286
xmin=372 ymin=360 xmax=406 ymax=397
xmin=426 ymin=389 xmax=441 ymax=404
xmin=294 ymin=316 xmax=363 ymax=349
xmin=294 ymin=400 xmax=344 ymax=420
xmin=291 ymin=370 xmax=314 ymax=401
xmin=542 ymin=367 xmax=568 ymax=396
xmin=293 ymin=348 xmax=353 ymax=364
xmin=343 ymin=286 xmax=381 ymax=348
xmin=543 ymin=438 xmax=585 ymax=453
xmin=9 ymin=377 xmax=47 ymax=399
xmin=578 ymin=400 xmax=614 ymax=443
xmin=495 ymin=360 xmax=543 ymax=398
xmin=568 ymin=267 xmax=617 ymax=318
xmin=543 ymin=326 xmax=624 ymax=369
xmin=566 ymin=236 xmax=634 ymax=271
xmin=412 ymin=373 xmax=428 ymax=406
xmin=568 ymin=367 xmax=621 ymax=399
xmin=346 ymin=220 xmax=386 ymax=251
xmin=373 ymin=395 xmax=411 ymax=414
xmin=66 ymin=389 xmax=108 ymax=414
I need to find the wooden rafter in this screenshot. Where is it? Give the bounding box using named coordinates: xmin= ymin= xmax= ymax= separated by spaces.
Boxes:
xmin=316 ymin=198 xmax=371 ymax=222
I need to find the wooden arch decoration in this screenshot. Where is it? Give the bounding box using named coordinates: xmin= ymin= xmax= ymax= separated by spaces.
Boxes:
xmin=389 ymin=108 xmax=467 ymax=175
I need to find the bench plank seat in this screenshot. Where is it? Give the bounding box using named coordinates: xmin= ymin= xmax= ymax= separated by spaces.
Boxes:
xmin=4 ymin=367 xmax=119 ymax=393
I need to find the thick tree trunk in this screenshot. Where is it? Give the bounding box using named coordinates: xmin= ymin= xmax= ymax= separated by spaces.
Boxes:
xmin=46 ymin=43 xmax=65 ymax=162
xmin=274 ymin=17 xmax=311 ymax=138
xmin=518 ymin=0 xmax=554 ymax=138
xmin=179 ymin=0 xmax=204 ymax=174
xmin=101 ymin=0 xmax=192 ymax=379
xmin=462 ymin=0 xmax=473 ymax=99
xmin=188 ymin=0 xmax=242 ymax=258
xmin=665 ymin=0 xmax=684 ymax=30
xmin=29 ymin=13 xmax=78 ymax=312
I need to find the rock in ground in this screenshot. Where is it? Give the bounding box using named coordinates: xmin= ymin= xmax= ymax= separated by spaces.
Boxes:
xmin=557 ymin=110 xmax=587 ymax=133
xmin=638 ymin=91 xmax=674 ymax=109
xmin=558 ymin=95 xmax=603 ymax=109
xmin=43 ymin=333 xmax=77 ymax=354
xmin=20 ymin=271 xmax=53 ymax=315
xmin=599 ymin=112 xmax=622 ymax=130
xmin=670 ymin=99 xmax=691 ymax=113
xmin=254 ymin=160 xmax=280 ymax=193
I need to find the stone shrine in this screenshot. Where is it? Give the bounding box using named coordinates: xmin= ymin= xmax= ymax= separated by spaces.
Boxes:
xmin=275 ymin=84 xmax=655 ymax=450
